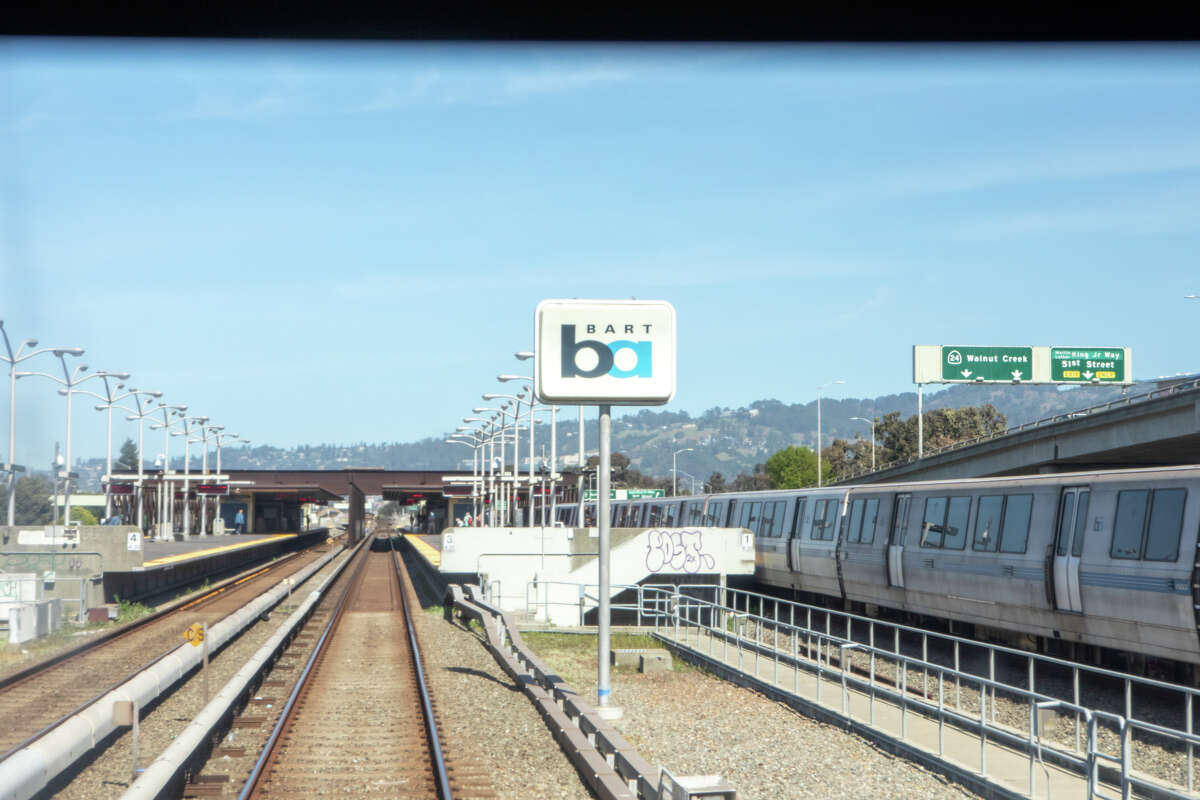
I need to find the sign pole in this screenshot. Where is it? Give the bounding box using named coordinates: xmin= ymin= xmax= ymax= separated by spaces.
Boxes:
xmin=597 ymin=403 xmax=612 ymax=709
xmin=201 ymin=622 xmax=209 ymax=704
xmin=917 ymin=383 xmax=924 ymax=459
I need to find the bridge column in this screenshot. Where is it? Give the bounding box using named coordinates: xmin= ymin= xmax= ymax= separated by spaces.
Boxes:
xmin=348 ymin=483 xmax=365 ymax=543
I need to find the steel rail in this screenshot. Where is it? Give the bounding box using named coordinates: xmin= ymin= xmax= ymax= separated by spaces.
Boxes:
xmin=237 ymin=532 xmax=378 ymax=800
xmin=390 ymin=534 xmax=454 ymax=800
xmin=0 ymin=549 xmax=315 ymax=763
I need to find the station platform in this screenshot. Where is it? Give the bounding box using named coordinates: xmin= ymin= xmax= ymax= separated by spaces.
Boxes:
xmin=106 ymin=528 xmax=335 ymax=604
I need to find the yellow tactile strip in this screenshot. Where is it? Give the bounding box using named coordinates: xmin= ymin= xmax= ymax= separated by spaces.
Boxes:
xmin=404 ymin=534 xmax=441 ymax=568
xmin=142 ymin=534 xmax=297 ymax=567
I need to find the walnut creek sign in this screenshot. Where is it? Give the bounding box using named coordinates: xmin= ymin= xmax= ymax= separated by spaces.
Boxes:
xmin=913 ymin=345 xmax=1132 ymax=385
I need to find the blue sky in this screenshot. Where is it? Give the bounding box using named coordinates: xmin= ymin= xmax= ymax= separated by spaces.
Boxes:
xmin=3 ymin=40 xmax=1199 ymax=467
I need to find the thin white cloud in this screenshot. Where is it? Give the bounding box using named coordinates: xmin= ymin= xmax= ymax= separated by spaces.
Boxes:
xmin=942 ymin=181 xmax=1200 ymax=240
xmin=173 ymin=91 xmax=299 ymax=121
xmin=874 ymin=141 xmax=1200 ymax=197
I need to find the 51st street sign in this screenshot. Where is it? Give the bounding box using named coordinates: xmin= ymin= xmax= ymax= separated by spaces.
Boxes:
xmin=1049 ymin=347 xmax=1131 ymax=384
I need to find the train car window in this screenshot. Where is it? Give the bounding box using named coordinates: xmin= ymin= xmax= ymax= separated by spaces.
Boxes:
xmin=891 ymin=494 xmax=911 ymax=545
xmin=811 ymin=498 xmax=838 ymax=541
xmin=861 ymin=498 xmax=879 ymax=544
xmin=1145 ymin=488 xmax=1186 ymax=561
xmin=772 ymin=500 xmax=788 ymax=537
xmin=974 ymin=495 xmax=1004 ymax=552
xmin=704 ymin=500 xmax=723 ymax=526
xmin=811 ymin=499 xmax=828 ymax=539
xmin=1071 ymin=491 xmax=1090 ymax=558
xmin=791 ymin=498 xmax=807 ymax=537
xmin=944 ymin=497 xmax=970 ymax=549
xmin=1111 ymin=490 xmax=1149 ymax=559
xmin=999 ymin=495 xmax=1033 ymax=553
xmin=847 ymin=499 xmax=865 ymax=543
xmin=663 ymin=503 xmax=677 ymax=527
xmin=921 ymin=497 xmax=948 ymax=547
xmin=1104 ymin=491 xmax=1142 ymax=561
xmin=648 ymin=503 xmax=663 ymax=527
xmin=739 ymin=501 xmax=763 ymax=535
xmin=1056 ymin=493 xmax=1077 ymax=557
xmin=758 ymin=501 xmax=775 ymax=537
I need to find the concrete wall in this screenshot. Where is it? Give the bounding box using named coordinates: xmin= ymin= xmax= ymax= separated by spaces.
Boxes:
xmin=438 ymin=526 xmax=756 ymax=625
xmin=1 ymin=525 xmax=144 ymax=618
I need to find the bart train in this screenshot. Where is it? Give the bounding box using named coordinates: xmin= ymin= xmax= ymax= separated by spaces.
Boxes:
xmin=555 ymin=465 xmax=1200 ymax=669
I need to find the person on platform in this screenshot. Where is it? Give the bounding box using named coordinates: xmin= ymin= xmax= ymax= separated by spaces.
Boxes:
xmin=234 ymin=508 xmax=245 ymax=534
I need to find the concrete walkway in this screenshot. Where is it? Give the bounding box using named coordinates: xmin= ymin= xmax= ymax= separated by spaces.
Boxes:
xmin=654 ymin=622 xmax=1139 ymax=800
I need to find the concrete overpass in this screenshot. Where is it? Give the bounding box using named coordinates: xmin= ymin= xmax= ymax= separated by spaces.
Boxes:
xmin=224 ymin=467 xmax=471 ymax=540
xmin=839 ymin=378 xmax=1200 ymax=484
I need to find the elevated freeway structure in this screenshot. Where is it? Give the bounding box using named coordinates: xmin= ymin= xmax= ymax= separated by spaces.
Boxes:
xmin=838 ymin=376 xmax=1200 ymax=484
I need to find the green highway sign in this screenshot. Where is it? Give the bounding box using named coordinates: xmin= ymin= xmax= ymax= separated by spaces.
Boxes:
xmin=626 ymin=489 xmax=665 ymax=498
xmin=1050 ymin=347 xmax=1130 ymax=384
xmin=582 ymin=488 xmax=664 ymax=501
xmin=941 ymin=346 xmax=1034 ymax=383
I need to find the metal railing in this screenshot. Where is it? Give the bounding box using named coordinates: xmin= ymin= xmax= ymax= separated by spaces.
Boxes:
xmin=838 ymin=378 xmax=1200 ymax=482
xmin=647 ymin=583 xmax=1200 ymax=799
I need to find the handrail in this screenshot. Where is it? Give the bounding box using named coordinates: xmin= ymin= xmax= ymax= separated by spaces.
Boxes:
xmin=838 ymin=378 xmax=1200 ymax=482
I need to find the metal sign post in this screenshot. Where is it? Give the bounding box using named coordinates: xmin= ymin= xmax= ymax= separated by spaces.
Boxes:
xmin=534 ymin=299 xmax=677 ymax=714
xmin=597 ymin=404 xmax=612 ymax=708
xmin=112 ymin=699 xmax=140 ymax=782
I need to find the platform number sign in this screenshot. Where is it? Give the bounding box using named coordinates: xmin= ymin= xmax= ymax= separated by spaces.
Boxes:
xmin=127 ymin=531 xmax=142 ymax=551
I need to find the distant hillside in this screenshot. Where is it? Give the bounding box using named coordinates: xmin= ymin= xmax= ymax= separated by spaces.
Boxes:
xmin=69 ymin=380 xmax=1156 ymax=491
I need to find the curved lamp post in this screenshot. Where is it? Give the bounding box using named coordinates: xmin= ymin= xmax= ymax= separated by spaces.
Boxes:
xmin=849 ymin=416 xmax=876 ymax=472
xmin=672 ymin=447 xmax=693 ymax=497
xmin=72 ymin=376 xmax=142 ymax=519
xmin=0 ymin=321 xmax=82 ymax=525
xmin=118 ymin=390 xmax=164 ymax=532
xmin=149 ymin=404 xmax=187 ymax=537
xmin=17 ymin=358 xmax=127 ymax=526
xmin=212 ymin=431 xmax=244 ymax=533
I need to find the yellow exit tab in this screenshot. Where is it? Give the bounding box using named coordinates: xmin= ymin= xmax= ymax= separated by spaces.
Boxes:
xmin=1097 ymin=371 xmax=1116 ymax=379
xmin=1063 ymin=370 xmax=1080 ymax=378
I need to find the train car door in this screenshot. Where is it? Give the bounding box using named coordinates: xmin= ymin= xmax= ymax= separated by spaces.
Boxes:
xmin=786 ymin=497 xmax=807 ymax=572
xmin=1050 ymin=487 xmax=1089 ymax=613
xmin=887 ymin=493 xmax=911 ymax=588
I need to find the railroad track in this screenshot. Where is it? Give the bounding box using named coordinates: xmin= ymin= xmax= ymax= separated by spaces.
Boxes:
xmin=0 ymin=543 xmax=334 ymax=761
xmin=233 ymin=534 xmax=473 ymax=799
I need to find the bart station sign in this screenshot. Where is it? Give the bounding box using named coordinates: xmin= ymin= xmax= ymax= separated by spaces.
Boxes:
xmin=914 ymin=345 xmax=1133 ymax=385
xmin=535 ymin=299 xmax=677 ymax=405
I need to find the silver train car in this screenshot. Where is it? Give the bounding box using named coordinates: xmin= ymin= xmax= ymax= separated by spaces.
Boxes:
xmin=555 ymin=465 xmax=1200 ymax=667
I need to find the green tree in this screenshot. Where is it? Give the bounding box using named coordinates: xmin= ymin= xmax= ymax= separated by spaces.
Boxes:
xmin=115 ymin=438 xmax=139 ymax=472
xmin=6 ymin=475 xmax=54 ymax=524
xmin=707 ymin=472 xmax=727 ymax=493
xmin=732 ymin=462 xmax=774 ymax=491
xmin=822 ymin=435 xmax=875 ymax=482
xmin=872 ymin=404 xmax=1007 ymax=470
xmin=763 ymin=446 xmax=821 ymax=489
xmin=71 ymin=506 xmax=98 ymax=525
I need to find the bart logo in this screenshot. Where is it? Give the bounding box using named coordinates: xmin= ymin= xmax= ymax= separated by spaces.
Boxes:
xmin=561 ymin=325 xmax=652 ymax=379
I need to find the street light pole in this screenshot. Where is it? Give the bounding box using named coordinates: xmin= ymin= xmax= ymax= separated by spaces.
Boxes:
xmin=672 ymin=447 xmax=693 ymax=496
xmin=18 ymin=359 xmax=127 ymax=526
xmin=213 ymin=431 xmax=243 ymax=534
xmin=117 ymin=390 xmax=163 ymax=533
xmin=150 ymin=404 xmax=186 ymax=538
xmin=849 ymin=416 xmax=876 ymax=471
xmin=0 ymin=322 xmax=81 ymax=526
xmin=816 ymin=380 xmax=845 ymax=488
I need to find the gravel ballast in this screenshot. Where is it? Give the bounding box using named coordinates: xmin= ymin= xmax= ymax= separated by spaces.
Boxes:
xmin=416 ymin=608 xmax=982 ymax=800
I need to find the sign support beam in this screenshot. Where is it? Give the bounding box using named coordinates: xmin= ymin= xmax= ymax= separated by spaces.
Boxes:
xmin=597 ymin=404 xmax=612 ymax=709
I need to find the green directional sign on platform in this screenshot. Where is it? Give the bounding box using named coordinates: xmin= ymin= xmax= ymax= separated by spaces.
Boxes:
xmin=941 ymin=346 xmax=1034 ymax=383
xmin=1049 ymin=347 xmax=1130 ymax=384
xmin=626 ymin=489 xmax=665 ymax=498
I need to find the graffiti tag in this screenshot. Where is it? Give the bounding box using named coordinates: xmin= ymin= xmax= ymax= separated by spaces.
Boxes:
xmin=644 ymin=529 xmax=716 ymax=574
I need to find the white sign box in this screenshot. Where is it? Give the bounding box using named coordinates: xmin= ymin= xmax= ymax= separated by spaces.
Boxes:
xmin=535 ymin=299 xmax=676 ymax=405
